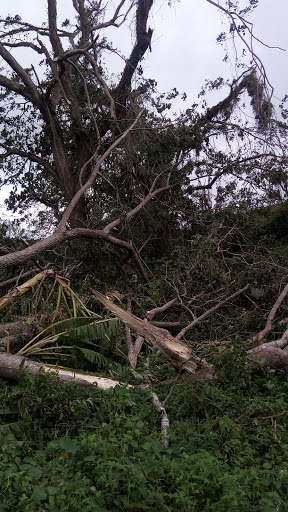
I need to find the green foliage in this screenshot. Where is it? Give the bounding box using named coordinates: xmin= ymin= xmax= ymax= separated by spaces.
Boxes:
xmin=1 ymin=370 xmax=288 ymax=511
xmin=212 ymin=338 xmax=251 ymax=386
xmin=49 ymin=316 xmax=121 ymax=343
xmin=18 ymin=315 xmax=124 ymax=368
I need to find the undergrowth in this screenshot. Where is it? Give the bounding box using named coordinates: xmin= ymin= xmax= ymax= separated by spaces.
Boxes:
xmin=0 ymin=367 xmax=288 ymax=511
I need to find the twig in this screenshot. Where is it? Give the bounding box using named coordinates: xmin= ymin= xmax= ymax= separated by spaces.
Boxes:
xmin=147 ymin=298 xmax=179 ymax=320
xmin=150 ymin=321 xmax=181 ymax=328
xmin=163 ymin=369 xmax=183 ymax=407
xmin=176 ymin=284 xmax=250 ymax=340
xmin=263 ymin=410 xmax=288 ymax=420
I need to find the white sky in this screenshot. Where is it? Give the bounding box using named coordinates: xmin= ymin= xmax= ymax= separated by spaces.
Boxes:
xmin=0 ymin=0 xmax=288 ymax=219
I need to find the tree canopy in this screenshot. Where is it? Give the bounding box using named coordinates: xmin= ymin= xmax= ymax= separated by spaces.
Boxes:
xmin=0 ymin=0 xmax=286 ymax=275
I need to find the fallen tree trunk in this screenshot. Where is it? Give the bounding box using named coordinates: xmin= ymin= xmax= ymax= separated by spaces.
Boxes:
xmin=0 ymin=352 xmax=125 ymax=390
xmin=0 ymin=352 xmax=171 ymax=449
xmin=2 ymin=285 xmax=288 ymax=389
xmin=92 ymin=290 xmax=209 ymax=373
xmin=92 ymin=290 xmax=288 ymax=377
xmin=248 ymin=327 xmax=288 ymax=368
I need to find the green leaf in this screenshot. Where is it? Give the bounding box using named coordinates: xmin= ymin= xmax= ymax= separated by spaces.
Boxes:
xmin=84 ymin=455 xmax=96 ymax=462
xmin=28 ymin=467 xmax=43 ymax=480
xmin=58 ymin=437 xmax=80 ymax=454
xmin=77 ymin=347 xmax=108 ymax=367
xmin=46 ymin=486 xmax=59 ymax=496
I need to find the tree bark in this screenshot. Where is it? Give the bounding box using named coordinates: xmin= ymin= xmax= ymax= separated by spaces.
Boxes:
xmin=0 ymin=352 xmax=126 ymax=390
xmin=92 ymin=290 xmax=209 ymax=373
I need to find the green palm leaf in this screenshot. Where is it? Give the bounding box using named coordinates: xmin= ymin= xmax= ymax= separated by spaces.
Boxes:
xmin=50 ymin=316 xmax=122 ymax=342
xmin=17 ymin=316 xmax=123 ymax=358
xmin=76 ymin=347 xmax=109 ymax=367
xmin=0 ymin=420 xmax=27 ymax=436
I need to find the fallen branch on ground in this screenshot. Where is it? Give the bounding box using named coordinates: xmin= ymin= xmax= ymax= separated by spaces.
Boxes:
xmin=92 ymin=290 xmax=210 ymax=373
xmin=175 ymin=284 xmax=250 ymax=340
xmin=0 ymin=352 xmax=124 ymax=390
xmin=0 ymin=352 xmax=170 ymax=448
xmin=252 ymin=282 xmax=288 ymax=344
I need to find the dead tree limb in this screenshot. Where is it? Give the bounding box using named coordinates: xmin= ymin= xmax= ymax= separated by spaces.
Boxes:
xmin=0 ymin=352 xmax=170 ymax=448
xmin=0 ymin=352 xmax=125 ymax=390
xmin=253 ymin=282 xmax=288 ymax=344
xmin=147 ymin=298 xmax=179 ymax=320
xmin=176 ymin=284 xmax=250 ymax=340
xmin=248 ymin=324 xmax=288 ymax=369
xmin=92 ymin=290 xmax=209 ymax=373
xmin=125 ymin=296 xmax=144 ymax=368
xmin=149 ymin=391 xmax=169 ymax=449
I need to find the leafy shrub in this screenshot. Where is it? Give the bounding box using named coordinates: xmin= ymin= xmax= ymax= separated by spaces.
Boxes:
xmin=0 ymin=370 xmax=288 ymax=511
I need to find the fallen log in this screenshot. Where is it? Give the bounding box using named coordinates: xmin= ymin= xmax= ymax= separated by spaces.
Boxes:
xmin=92 ymin=290 xmax=209 ymax=373
xmin=0 ymin=352 xmax=125 ymax=390
xmin=248 ymin=327 xmax=288 ymax=369
xmin=0 ymin=352 xmax=171 ymax=448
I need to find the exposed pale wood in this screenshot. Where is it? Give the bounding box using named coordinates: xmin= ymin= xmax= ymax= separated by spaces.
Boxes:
xmin=125 ymin=296 xmax=144 ymax=368
xmin=150 ymin=391 xmax=169 ymax=448
xmin=0 ymin=269 xmax=56 ymax=311
xmin=92 ymin=290 xmax=209 ymax=373
xmin=0 ymin=352 xmax=127 ymax=390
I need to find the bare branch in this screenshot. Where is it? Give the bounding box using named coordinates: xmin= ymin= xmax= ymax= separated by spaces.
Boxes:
xmin=84 ymin=50 xmax=116 ymax=120
xmin=0 ymin=74 xmax=34 ymax=102
xmin=0 ymin=19 xmax=71 ymax=39
xmin=58 ymin=110 xmax=143 ymax=230
xmin=150 ymin=321 xmax=182 ymax=328
xmin=149 ymin=391 xmax=169 ymax=448
xmin=206 ymin=0 xmax=275 ymax=96
xmin=253 ymin=283 xmax=288 ymax=344
xmin=114 ymin=0 xmax=154 ymax=111
xmin=103 ymin=184 xmax=172 ymax=234
xmin=0 ymin=42 xmax=41 ymax=105
xmin=125 ymin=296 xmax=144 ymax=367
xmin=0 ymin=146 xmax=58 ymax=181
xmin=147 ymin=298 xmax=179 ymax=320
xmin=53 ymin=45 xmax=92 ymax=62
xmin=48 ymin=0 xmax=64 ymax=57
xmin=2 ymin=41 xmax=43 ymax=53
xmin=176 ymin=284 xmax=250 ymax=340
xmin=90 ymin=0 xmax=134 ymax=30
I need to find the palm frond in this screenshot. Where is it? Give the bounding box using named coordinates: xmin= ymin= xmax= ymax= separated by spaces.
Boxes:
xmin=0 ymin=420 xmax=27 ymax=436
xmin=54 ymin=317 xmax=122 ymax=343
xmin=76 ymin=347 xmax=110 ymax=368
xmin=17 ymin=315 xmax=122 ymax=358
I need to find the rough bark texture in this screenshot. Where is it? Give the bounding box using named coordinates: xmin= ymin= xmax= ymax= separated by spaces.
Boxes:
xmin=248 ymin=337 xmax=288 ymax=369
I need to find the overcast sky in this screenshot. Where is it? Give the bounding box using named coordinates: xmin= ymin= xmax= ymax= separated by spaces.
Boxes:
xmin=0 ymin=0 xmax=288 ymax=219
xmin=2 ymin=0 xmax=287 ymax=99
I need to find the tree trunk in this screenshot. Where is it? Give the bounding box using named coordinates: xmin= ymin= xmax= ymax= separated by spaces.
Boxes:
xmin=0 ymin=352 xmax=126 ymax=390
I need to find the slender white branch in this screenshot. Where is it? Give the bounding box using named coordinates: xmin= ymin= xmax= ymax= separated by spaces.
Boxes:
xmin=150 ymin=391 xmax=170 ymax=449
